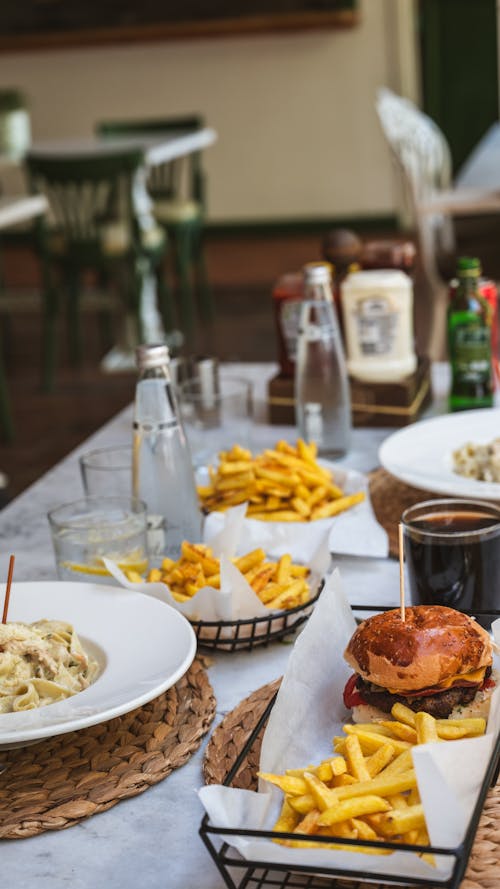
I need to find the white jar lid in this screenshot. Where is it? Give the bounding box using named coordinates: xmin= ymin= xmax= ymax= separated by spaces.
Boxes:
xmin=343 ymin=269 xmax=411 ymax=290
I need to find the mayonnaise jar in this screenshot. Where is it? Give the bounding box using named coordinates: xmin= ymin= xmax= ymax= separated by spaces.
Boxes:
xmin=340 ymin=269 xmax=417 ymax=382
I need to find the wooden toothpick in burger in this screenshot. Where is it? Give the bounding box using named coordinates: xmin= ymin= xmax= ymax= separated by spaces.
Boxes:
xmin=398 ymin=522 xmax=405 ymax=622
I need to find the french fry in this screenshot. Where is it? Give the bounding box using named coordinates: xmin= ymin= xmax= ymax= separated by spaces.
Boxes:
xmin=288 ymin=794 xmax=316 ymax=814
xmin=276 ymin=553 xmax=292 ymax=585
xmin=303 ymin=772 xmax=338 ymax=811
xmin=345 ymin=734 xmax=371 ymax=782
xmin=126 ymin=541 xmax=310 ymax=609
xmin=311 ymin=492 xmax=365 ymax=520
xmin=264 ymin=704 xmax=487 ymax=858
xmin=378 ymin=804 xmax=426 ymax=837
xmin=380 ymin=720 xmax=418 ymax=744
xmin=342 ymin=727 xmax=411 ymax=756
xmin=415 ymin=712 xmax=439 ymax=745
xmin=438 ymin=717 xmax=486 ymax=736
xmin=197 ymin=439 xmax=365 ymax=522
xmin=318 ymin=795 xmax=391 ymax=826
xmin=273 ymin=798 xmax=300 ymax=833
xmin=366 ymin=743 xmax=395 ymax=777
xmin=378 ymin=748 xmax=414 ymax=777
xmin=234 ymin=549 xmax=266 ymax=573
xmin=390 ymin=702 xmax=417 ymax=727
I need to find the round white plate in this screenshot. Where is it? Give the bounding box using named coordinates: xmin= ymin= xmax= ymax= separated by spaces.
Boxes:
xmin=379 ymin=408 xmax=500 ymax=500
xmin=0 ymin=581 xmax=196 ymax=748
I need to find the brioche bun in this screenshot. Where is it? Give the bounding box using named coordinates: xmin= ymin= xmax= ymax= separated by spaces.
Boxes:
xmin=344 ymin=605 xmax=492 ymax=693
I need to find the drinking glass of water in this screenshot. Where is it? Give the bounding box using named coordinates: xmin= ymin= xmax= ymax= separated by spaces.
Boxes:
xmin=48 ymin=496 xmax=148 ymax=583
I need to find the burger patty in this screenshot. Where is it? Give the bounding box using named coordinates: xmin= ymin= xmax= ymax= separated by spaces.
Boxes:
xmin=356 ymin=667 xmax=491 ymax=719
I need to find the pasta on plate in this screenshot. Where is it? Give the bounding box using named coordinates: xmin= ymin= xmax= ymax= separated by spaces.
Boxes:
xmin=452 ymin=437 xmax=500 ymax=482
xmin=0 ymin=620 xmax=99 ymax=713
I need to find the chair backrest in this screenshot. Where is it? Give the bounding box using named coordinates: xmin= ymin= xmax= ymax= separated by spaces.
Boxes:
xmin=375 ymin=87 xmax=456 ymax=262
xmin=96 ymin=115 xmax=206 ymax=208
xmin=376 ymin=87 xmax=452 ymax=206
xmin=25 ymin=148 xmax=145 ymax=258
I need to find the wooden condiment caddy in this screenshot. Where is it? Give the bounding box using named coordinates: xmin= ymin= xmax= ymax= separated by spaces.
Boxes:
xmin=267 ymin=357 xmax=431 ymax=428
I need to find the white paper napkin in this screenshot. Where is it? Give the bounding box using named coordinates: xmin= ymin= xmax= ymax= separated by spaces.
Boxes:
xmin=202 ymin=464 xmax=388 ymax=562
xmin=105 ymin=504 xmax=331 ymax=622
xmin=199 ymin=572 xmax=500 ymax=882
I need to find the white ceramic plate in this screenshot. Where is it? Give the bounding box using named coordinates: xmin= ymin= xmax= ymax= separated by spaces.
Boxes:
xmin=379 ymin=408 xmax=500 ymax=500
xmin=0 ymin=581 xmax=196 ymax=748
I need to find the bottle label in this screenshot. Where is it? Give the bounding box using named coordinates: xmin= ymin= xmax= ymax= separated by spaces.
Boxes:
xmin=353 ymin=296 xmax=397 ymax=356
xmin=146 ymin=514 xmax=167 ymax=557
xmin=452 ymin=325 xmax=491 ymax=382
xmin=303 ymin=403 xmax=324 ymax=445
xmin=280 ymin=299 xmax=303 ymax=361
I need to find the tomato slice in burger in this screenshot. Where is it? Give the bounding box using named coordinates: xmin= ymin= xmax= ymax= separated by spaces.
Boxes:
xmin=343 ymin=674 xmax=364 ymax=708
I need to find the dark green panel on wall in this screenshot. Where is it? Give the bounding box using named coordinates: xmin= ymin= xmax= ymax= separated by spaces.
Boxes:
xmin=420 ymin=0 xmax=498 ymax=173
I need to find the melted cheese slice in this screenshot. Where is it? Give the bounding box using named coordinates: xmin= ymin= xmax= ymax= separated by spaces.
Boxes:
xmin=387 ymin=666 xmax=486 ymax=696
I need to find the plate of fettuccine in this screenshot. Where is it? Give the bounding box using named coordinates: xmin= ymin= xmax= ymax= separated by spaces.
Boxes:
xmin=0 ymin=580 xmax=196 ymax=748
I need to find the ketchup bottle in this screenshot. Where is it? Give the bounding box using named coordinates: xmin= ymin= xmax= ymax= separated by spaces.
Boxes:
xmin=272 ymin=272 xmax=304 ymax=378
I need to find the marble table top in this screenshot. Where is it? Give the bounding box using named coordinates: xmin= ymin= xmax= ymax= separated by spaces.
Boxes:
xmin=0 ymin=362 xmax=448 ymax=889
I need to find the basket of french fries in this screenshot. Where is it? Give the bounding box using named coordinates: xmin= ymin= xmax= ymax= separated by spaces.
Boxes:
xmin=199 ymin=572 xmax=500 ymax=888
xmin=111 ymin=504 xmax=329 ymax=651
xmin=199 ymin=439 xmax=388 ymax=562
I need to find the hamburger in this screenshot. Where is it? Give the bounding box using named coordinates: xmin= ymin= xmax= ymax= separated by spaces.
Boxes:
xmin=343 ymin=605 xmax=496 ymax=722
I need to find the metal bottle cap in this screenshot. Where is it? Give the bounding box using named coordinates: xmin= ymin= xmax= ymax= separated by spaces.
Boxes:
xmin=302 ymin=262 xmax=333 ymax=286
xmin=457 ymin=256 xmax=481 ymax=277
xmin=135 ymin=343 xmax=170 ymax=370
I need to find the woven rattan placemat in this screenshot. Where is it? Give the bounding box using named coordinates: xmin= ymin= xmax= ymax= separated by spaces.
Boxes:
xmin=0 ymin=658 xmax=215 ymax=839
xmin=369 ymin=468 xmax=437 ymax=558
xmin=203 ymin=679 xmax=500 ymax=889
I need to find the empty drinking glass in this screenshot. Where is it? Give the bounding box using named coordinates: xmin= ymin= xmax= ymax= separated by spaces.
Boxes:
xmin=177 ymin=376 xmax=253 ymax=467
xmin=79 ymin=445 xmax=133 ymax=496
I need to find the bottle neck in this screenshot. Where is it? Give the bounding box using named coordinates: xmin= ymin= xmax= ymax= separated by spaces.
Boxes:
xmin=459 ymin=274 xmax=479 ymax=295
xmin=303 ymin=280 xmax=333 ymax=303
xmin=134 ymin=366 xmax=179 ymax=428
xmin=137 ymin=363 xmax=172 ymax=383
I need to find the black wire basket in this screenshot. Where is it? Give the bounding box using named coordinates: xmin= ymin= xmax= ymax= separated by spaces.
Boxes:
xmin=199 ymin=604 xmax=500 ymax=888
xmin=190 ymin=583 xmax=322 ymax=652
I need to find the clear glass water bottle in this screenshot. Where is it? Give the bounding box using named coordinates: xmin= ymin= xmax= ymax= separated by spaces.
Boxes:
xmin=133 ymin=343 xmax=202 ymax=563
xmin=294 ymin=300 xmax=352 ymax=458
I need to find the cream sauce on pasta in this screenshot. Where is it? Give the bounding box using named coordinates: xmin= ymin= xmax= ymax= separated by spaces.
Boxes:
xmin=0 ymin=620 xmax=99 ymax=713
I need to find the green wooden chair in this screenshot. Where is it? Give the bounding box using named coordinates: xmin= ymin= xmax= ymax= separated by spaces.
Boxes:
xmin=96 ymin=115 xmax=213 ymax=335
xmin=25 ymin=148 xmax=169 ymax=391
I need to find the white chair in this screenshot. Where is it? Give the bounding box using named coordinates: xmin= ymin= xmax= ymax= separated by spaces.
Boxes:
xmin=376 ymin=87 xmax=500 ymax=359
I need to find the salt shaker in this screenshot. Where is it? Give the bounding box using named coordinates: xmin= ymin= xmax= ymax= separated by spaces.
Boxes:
xmin=132 ymin=343 xmax=202 ymax=563
xmin=294 ymin=300 xmax=352 ymax=458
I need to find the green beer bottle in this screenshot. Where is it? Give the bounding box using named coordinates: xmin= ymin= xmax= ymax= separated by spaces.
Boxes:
xmin=448 ymin=257 xmax=493 ymax=411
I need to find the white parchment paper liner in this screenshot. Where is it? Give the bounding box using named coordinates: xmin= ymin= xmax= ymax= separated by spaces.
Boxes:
xmin=202 ymin=463 xmax=388 ymax=562
xmin=105 ymin=504 xmax=330 ymax=629
xmin=199 ymin=571 xmax=500 ymax=882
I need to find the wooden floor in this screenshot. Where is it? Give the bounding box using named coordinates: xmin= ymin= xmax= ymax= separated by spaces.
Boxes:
xmin=0 ymin=229 xmax=324 ymax=503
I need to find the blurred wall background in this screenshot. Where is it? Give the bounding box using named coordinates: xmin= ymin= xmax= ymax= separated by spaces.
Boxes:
xmin=0 ymin=0 xmax=419 ymax=224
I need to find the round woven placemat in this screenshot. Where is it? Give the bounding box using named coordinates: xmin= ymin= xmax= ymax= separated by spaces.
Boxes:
xmin=203 ymin=679 xmax=500 ymax=889
xmin=0 ymin=658 xmax=215 ymax=839
xmin=369 ymin=468 xmax=437 ymax=558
